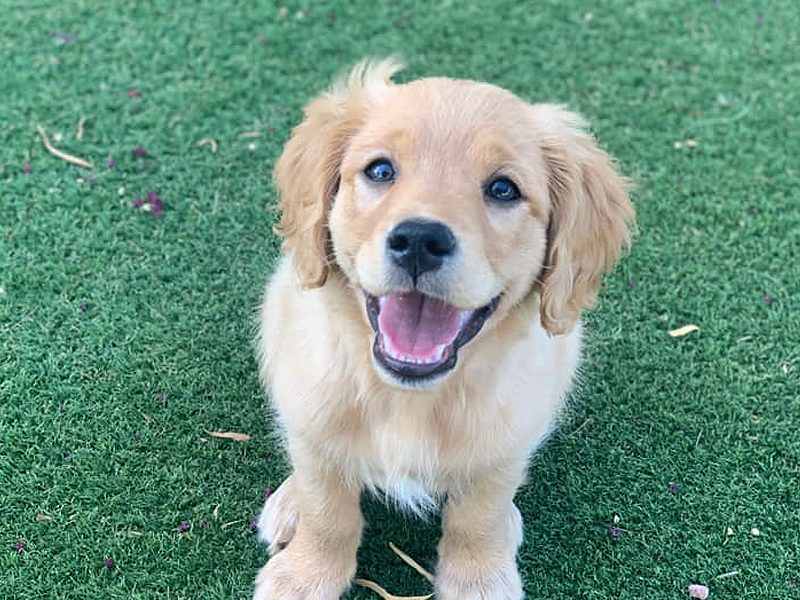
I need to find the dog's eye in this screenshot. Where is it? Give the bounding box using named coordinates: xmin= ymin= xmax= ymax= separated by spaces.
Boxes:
xmin=364 ymin=158 xmax=396 ymax=183
xmin=485 ymin=176 xmax=522 ymax=203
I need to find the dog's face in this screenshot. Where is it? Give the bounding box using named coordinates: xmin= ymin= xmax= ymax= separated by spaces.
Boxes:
xmin=275 ymin=60 xmax=633 ymax=388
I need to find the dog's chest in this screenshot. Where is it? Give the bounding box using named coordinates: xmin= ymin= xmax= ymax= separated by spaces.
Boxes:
xmin=349 ymin=394 xmax=513 ymax=513
xmin=359 ymin=410 xmax=444 ymax=513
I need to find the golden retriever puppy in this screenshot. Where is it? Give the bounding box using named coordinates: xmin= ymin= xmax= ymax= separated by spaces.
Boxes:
xmin=253 ymin=59 xmax=634 ymax=600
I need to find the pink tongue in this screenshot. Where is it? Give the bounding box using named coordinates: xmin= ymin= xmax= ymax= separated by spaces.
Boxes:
xmin=378 ymin=292 xmax=463 ymax=360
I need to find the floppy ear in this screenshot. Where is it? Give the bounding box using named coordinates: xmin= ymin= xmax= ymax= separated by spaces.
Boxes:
xmin=533 ymin=105 xmax=635 ymax=335
xmin=273 ymin=58 xmax=403 ymax=288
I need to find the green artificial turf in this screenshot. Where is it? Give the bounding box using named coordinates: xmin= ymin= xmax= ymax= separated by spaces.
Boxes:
xmin=1 ymin=1 xmax=799 ymax=598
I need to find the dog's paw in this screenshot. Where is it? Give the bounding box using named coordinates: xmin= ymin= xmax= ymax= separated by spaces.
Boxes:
xmin=257 ymin=475 xmax=300 ymax=555
xmin=434 ymin=560 xmax=522 ymax=600
xmin=435 ymin=504 xmax=524 ymax=600
xmin=253 ymin=542 xmax=354 ymax=600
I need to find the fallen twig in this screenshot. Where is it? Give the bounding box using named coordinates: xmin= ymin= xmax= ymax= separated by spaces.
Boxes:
xmin=37 ymin=124 xmax=94 ymax=169
xmin=389 ymin=542 xmax=434 ymax=583
xmin=353 ymin=578 xmax=432 ymax=600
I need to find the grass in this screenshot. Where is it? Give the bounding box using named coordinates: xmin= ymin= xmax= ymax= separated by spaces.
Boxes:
xmin=1 ymin=1 xmax=799 ymax=598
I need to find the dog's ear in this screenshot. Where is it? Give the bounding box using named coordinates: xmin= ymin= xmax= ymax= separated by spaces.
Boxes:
xmin=274 ymin=58 xmax=403 ymax=288
xmin=533 ymin=105 xmax=635 ymax=335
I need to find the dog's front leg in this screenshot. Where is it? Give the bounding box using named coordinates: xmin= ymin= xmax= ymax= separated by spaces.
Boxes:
xmin=435 ymin=466 xmax=526 ymax=600
xmin=252 ymin=455 xmax=363 ymax=600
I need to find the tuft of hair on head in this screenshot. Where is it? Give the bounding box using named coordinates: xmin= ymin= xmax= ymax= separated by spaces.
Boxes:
xmin=273 ymin=57 xmax=404 ymax=288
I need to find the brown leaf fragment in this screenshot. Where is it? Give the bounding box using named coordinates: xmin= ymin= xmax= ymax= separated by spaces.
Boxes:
xmin=353 ymin=578 xmax=432 ymax=600
xmin=36 ymin=124 xmax=94 ymax=169
xmin=389 ymin=542 xmax=434 ymax=582
xmin=207 ymin=430 xmax=251 ymax=442
xmin=668 ymin=324 xmax=699 ymax=338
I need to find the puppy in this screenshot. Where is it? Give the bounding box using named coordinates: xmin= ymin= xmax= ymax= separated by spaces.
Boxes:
xmin=253 ymin=59 xmax=634 ymax=600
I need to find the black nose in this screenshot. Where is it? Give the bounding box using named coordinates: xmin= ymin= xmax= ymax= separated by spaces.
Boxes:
xmin=387 ymin=219 xmax=457 ymax=283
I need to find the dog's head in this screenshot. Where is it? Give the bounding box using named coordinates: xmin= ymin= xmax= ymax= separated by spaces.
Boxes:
xmin=274 ymin=59 xmax=634 ymax=388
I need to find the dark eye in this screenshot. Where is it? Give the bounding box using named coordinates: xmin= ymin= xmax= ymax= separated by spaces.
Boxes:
xmin=485 ymin=176 xmax=522 ymax=203
xmin=364 ymin=158 xmax=396 ymax=183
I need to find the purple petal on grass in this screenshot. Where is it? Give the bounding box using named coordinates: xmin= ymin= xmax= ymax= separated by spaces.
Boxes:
xmin=178 ymin=521 xmax=190 ymax=532
xmin=23 ymin=164 xmax=31 ymax=174
xmin=264 ymin=487 xmax=273 ymax=501
xmin=146 ymin=190 xmax=159 ymax=202
xmin=668 ymin=483 xmax=679 ymax=495
xmin=608 ymin=526 xmax=621 ymax=538
xmin=151 ymin=197 xmax=164 ymax=218
xmin=80 ymin=302 xmax=88 ymax=312
xmin=104 ymin=558 xmax=115 ymax=569
xmin=155 ymin=393 xmax=167 ymax=402
xmin=199 ymin=518 xmax=209 ymax=527
xmin=15 ymin=541 xmax=26 ymax=554
xmin=763 ymin=295 xmax=775 ymax=303
xmin=134 ymin=198 xmax=144 ymax=208
xmin=106 ymin=156 xmax=116 ymax=168
xmin=249 ymin=521 xmax=258 ymax=532
xmin=133 ymin=147 xmax=148 ymax=157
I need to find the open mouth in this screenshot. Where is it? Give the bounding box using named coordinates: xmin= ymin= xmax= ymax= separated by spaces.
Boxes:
xmin=365 ymin=291 xmax=501 ymax=383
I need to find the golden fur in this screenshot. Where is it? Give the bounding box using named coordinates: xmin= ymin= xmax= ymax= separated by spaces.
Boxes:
xmin=253 ymin=59 xmax=634 ymax=600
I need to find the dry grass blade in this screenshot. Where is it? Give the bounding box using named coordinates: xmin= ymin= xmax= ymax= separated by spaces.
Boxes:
xmin=668 ymin=324 xmax=699 ymax=338
xmin=569 ymin=417 xmax=594 ymax=437
xmin=76 ymin=117 xmax=86 ymax=140
xmin=207 ymin=430 xmax=250 ymax=442
xmin=241 ymin=131 xmax=261 ymax=138
xmin=37 ymin=124 xmax=94 ymax=169
xmin=35 ymin=514 xmax=53 ymax=522
xmin=353 ymin=578 xmax=432 ymax=600
xmin=196 ymin=137 xmax=218 ymax=152
xmin=388 ymin=541 xmax=434 ymax=583
xmin=716 ymin=570 xmax=739 ymax=579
